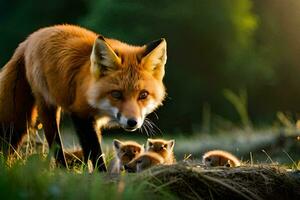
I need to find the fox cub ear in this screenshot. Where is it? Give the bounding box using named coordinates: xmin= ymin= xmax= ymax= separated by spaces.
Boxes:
xmin=113 ymin=139 xmax=123 ymax=150
xmin=90 ymin=36 xmax=121 ymax=78
xmin=168 ymin=139 xmax=175 ymax=150
xmin=141 ymin=38 xmax=167 ymax=80
xmin=146 ymin=138 xmax=153 ymax=150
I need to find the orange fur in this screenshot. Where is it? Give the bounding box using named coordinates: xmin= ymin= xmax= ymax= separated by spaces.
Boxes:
xmin=109 ymin=139 xmax=144 ymax=173
xmin=0 ymin=41 xmax=36 ymax=151
xmin=125 ymin=152 xmax=164 ymax=172
xmin=146 ymin=138 xmax=176 ymax=164
xmin=202 ymin=150 xmax=241 ymax=167
xmin=0 ymin=24 xmax=167 ymax=171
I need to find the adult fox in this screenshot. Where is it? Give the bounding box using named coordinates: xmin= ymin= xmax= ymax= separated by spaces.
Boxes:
xmin=0 ymin=25 xmax=167 ymax=171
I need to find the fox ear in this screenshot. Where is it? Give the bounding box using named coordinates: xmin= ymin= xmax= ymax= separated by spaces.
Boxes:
xmin=90 ymin=36 xmax=121 ymax=78
xmin=140 ymin=144 xmax=145 ymax=152
xmin=168 ymin=139 xmax=175 ymax=150
xmin=113 ymin=139 xmax=122 ymax=150
xmin=141 ymin=38 xmax=167 ymax=80
xmin=146 ymin=139 xmax=153 ymax=149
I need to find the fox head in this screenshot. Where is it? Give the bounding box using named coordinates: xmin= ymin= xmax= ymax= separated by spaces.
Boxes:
xmin=113 ymin=139 xmax=144 ymax=165
xmin=146 ymin=138 xmax=175 ymax=159
xmin=87 ymin=36 xmax=167 ymax=131
xmin=124 ymin=152 xmax=164 ymax=173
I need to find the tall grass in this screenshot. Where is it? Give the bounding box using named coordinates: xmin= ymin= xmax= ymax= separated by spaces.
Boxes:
xmin=223 ymin=89 xmax=252 ymax=130
xmin=0 ymin=153 xmax=175 ymax=200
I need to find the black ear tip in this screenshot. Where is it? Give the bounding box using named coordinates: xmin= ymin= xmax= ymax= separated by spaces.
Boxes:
xmin=97 ymin=35 xmax=106 ymax=41
xmin=143 ymin=38 xmax=166 ymax=56
xmin=154 ymin=38 xmax=166 ymax=44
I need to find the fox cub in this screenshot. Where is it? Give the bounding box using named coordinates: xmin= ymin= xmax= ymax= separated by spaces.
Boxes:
xmin=146 ymin=138 xmax=176 ymax=164
xmin=202 ymin=150 xmax=241 ymax=167
xmin=124 ymin=152 xmax=164 ymax=173
xmin=109 ymin=139 xmax=144 ymax=173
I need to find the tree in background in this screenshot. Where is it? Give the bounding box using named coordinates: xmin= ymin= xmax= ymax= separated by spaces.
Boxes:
xmin=0 ymin=0 xmax=88 ymax=67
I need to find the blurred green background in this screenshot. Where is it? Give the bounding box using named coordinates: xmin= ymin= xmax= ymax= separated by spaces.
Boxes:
xmin=1 ymin=0 xmax=300 ymax=134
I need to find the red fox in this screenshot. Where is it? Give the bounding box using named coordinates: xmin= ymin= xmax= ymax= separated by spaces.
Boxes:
xmin=124 ymin=152 xmax=164 ymax=172
xmin=0 ymin=24 xmax=167 ymax=171
xmin=146 ymin=138 xmax=176 ymax=164
xmin=109 ymin=139 xmax=144 ymax=173
xmin=202 ymin=150 xmax=241 ymax=167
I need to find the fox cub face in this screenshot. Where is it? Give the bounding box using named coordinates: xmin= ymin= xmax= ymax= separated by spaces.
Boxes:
xmin=125 ymin=152 xmax=164 ymax=173
xmin=88 ymin=36 xmax=167 ymax=131
xmin=146 ymin=139 xmax=175 ymax=159
xmin=113 ymin=139 xmax=144 ymax=166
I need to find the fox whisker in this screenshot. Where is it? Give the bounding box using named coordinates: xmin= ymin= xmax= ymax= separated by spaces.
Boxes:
xmin=140 ymin=122 xmax=149 ymax=137
xmin=145 ymin=118 xmax=162 ymax=135
xmin=152 ymin=111 xmax=159 ymax=120
xmin=145 ymin=120 xmax=154 ymax=136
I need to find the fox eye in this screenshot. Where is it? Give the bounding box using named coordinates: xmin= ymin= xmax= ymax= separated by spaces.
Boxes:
xmin=137 ymin=160 xmax=142 ymax=164
xmin=111 ymin=90 xmax=123 ymax=100
xmin=139 ymin=90 xmax=149 ymax=100
xmin=206 ymin=158 xmax=211 ymax=162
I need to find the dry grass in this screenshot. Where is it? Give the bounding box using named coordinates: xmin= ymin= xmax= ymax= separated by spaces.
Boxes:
xmin=136 ymin=162 xmax=300 ymax=200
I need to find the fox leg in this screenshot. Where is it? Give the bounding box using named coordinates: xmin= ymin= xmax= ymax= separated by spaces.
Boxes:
xmin=71 ymin=114 xmax=107 ymax=172
xmin=37 ymin=100 xmax=67 ymax=167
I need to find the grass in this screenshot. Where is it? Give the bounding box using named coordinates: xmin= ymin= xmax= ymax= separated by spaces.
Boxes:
xmin=0 ymin=126 xmax=300 ymax=200
xmin=0 ymin=154 xmax=175 ymax=200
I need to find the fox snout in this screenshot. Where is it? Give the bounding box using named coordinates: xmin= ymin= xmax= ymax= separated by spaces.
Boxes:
xmin=125 ymin=118 xmax=138 ymax=130
xmin=117 ymin=112 xmax=142 ymax=131
xmin=94 ymin=99 xmax=145 ymax=131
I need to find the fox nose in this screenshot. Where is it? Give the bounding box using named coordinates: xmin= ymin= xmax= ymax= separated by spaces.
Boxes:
xmin=127 ymin=118 xmax=138 ymax=128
